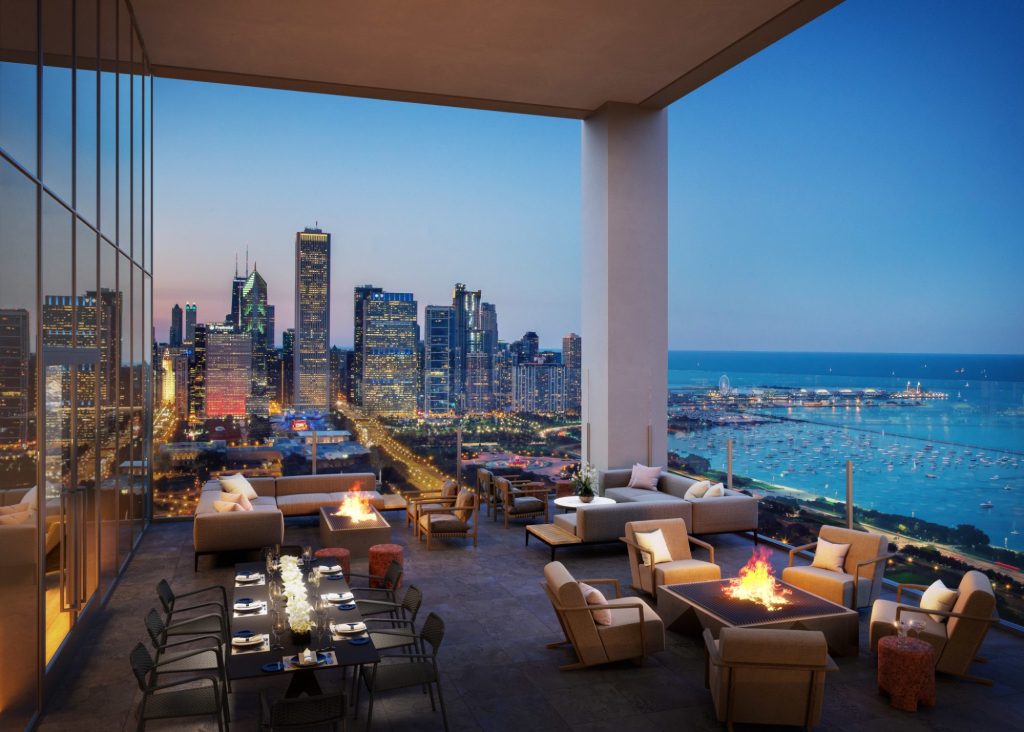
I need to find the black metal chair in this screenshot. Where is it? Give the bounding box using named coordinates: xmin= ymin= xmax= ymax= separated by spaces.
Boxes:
xmin=349 ymin=560 xmax=404 ymax=606
xmin=143 ymin=608 xmax=231 ymax=699
xmin=130 ymin=642 xmax=226 ymax=731
xmin=355 ymin=612 xmax=448 ymax=731
xmin=258 ymin=691 xmax=347 ymax=731
xmin=156 ymin=578 xmax=229 ymax=624
xmin=362 ymin=585 xmax=424 ymax=652
xmin=147 ymin=604 xmax=228 ymax=645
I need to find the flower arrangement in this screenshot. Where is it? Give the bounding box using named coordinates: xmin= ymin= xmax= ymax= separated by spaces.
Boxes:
xmin=572 ymin=462 xmax=597 ymax=500
xmin=278 ymin=555 xmax=313 ymax=633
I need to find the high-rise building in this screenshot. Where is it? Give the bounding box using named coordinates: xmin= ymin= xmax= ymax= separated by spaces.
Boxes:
xmin=169 ymin=303 xmax=183 ymax=347
xmin=562 ymin=332 xmax=582 ymax=414
xmin=517 ymin=331 xmax=540 ymax=363
xmin=189 ymin=324 xmax=208 ymax=418
xmin=266 ymin=304 xmax=275 ymax=349
xmin=329 ymin=346 xmax=353 ymax=407
xmin=294 ymin=228 xmax=331 ymax=411
xmin=491 ymin=343 xmax=515 ymax=411
xmin=480 ymin=302 xmax=498 ymax=354
xmin=451 ymin=283 xmax=481 ymax=410
xmin=282 ymin=328 xmax=295 ymax=407
xmin=241 ymin=268 xmax=270 ymax=416
xmin=424 ymin=305 xmax=455 ymax=415
xmin=352 ymin=285 xmax=383 ymax=405
xmin=228 ymin=253 xmax=247 ymax=331
xmin=514 ymin=361 xmax=567 ymax=414
xmin=361 ymin=292 xmax=418 ymax=415
xmin=205 ymin=325 xmax=251 ymax=417
xmin=0 ymin=309 xmax=30 ymax=446
xmin=184 ymin=303 xmax=197 ymax=348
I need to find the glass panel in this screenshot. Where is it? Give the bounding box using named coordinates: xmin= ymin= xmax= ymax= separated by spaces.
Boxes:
xmin=117 ymin=1 xmax=130 ymax=251
xmin=147 ymin=76 xmax=153 ymax=272
xmin=40 ymin=193 xmax=73 ymax=663
xmin=97 ymin=238 xmax=118 ymax=589
xmin=0 ymin=0 xmax=37 ymax=172
xmin=76 ymin=0 xmax=99 ymax=225
xmin=117 ymin=250 xmax=131 ymax=567
xmin=132 ymin=29 xmax=142 ymax=266
xmin=98 ymin=0 xmax=117 ymax=239
xmin=130 ymin=264 xmax=144 ymax=544
xmin=0 ymin=155 xmax=40 ymax=731
xmin=42 ymin=0 xmax=73 ymax=202
xmin=76 ymin=221 xmax=99 ymax=600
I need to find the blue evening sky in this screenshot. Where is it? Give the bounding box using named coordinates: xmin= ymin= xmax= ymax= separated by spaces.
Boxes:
xmin=154 ymin=0 xmax=1024 ymax=354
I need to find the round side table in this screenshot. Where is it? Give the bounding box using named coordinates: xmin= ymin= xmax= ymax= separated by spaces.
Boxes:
xmin=553 ymin=496 xmax=615 ymax=512
xmin=877 ymin=635 xmax=936 ymax=711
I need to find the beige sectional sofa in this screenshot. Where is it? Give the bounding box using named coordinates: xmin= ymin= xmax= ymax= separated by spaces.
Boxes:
xmin=551 ymin=468 xmax=758 ymax=545
xmin=193 ymin=472 xmax=379 ymax=569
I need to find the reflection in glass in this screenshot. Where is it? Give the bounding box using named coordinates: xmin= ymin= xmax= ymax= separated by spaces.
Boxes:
xmin=42 ymin=0 xmax=74 ymax=202
xmin=98 ymin=239 xmax=119 ymax=589
xmin=76 ymin=0 xmax=100 ymax=224
xmin=99 ymin=0 xmax=118 ymax=240
xmin=117 ymin=2 xmax=131 ymax=251
xmin=0 ymin=0 xmax=38 ymax=171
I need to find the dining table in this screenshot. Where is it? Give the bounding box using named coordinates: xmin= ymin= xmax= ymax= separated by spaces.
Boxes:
xmin=227 ymin=559 xmax=381 ymax=698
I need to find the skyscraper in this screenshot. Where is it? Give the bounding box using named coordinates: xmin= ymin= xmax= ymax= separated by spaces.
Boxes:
xmin=480 ymin=302 xmax=498 ymax=355
xmin=169 ymin=304 xmax=183 ymax=347
xmin=189 ymin=324 xmax=207 ymax=418
xmin=294 ymin=227 xmax=331 ymax=411
xmin=352 ymin=285 xmax=383 ymax=405
xmin=451 ymin=283 xmax=481 ymax=410
xmin=514 ymin=362 xmax=567 ymax=414
xmin=184 ymin=303 xmax=197 ymax=348
xmin=361 ymin=292 xmax=418 ymax=415
xmin=241 ymin=268 xmax=270 ymax=416
xmin=228 ymin=253 xmax=247 ymax=331
xmin=562 ymin=332 xmax=582 ymax=414
xmin=424 ymin=305 xmax=455 ymax=415
xmin=266 ymin=304 xmax=275 ymax=349
xmin=282 ymin=328 xmax=295 ymax=407
xmin=205 ymin=325 xmax=251 ymax=417
xmin=0 ymin=309 xmax=30 ymax=446
xmin=491 ymin=343 xmax=515 ymax=411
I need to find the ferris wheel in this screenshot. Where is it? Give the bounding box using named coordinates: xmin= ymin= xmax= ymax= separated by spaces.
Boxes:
xmin=718 ymin=374 xmax=731 ymax=396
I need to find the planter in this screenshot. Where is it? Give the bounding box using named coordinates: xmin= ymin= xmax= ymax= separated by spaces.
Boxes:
xmin=580 ymin=494 xmax=594 ymax=504
xmin=289 ymin=629 xmax=311 ymax=646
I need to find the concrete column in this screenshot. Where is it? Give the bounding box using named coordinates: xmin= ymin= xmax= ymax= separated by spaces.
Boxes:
xmin=581 ymin=103 xmax=668 ymax=472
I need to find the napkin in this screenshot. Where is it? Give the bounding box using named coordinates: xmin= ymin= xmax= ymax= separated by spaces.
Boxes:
xmin=331 ymin=621 xmax=367 ymax=634
xmin=301 ymin=648 xmax=316 ymax=665
xmin=318 ymin=565 xmax=342 ymax=574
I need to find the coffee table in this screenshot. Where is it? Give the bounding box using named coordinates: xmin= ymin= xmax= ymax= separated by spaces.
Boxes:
xmin=319 ymin=506 xmax=391 ymax=559
xmin=657 ymin=578 xmax=859 ymax=656
xmin=553 ymin=495 xmax=615 ymax=511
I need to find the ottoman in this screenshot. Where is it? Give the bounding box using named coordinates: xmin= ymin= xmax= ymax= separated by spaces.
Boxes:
xmin=877 ymin=635 xmax=936 ymax=711
xmin=368 ymin=543 xmax=404 ymax=589
xmin=313 ymin=547 xmax=351 ymax=579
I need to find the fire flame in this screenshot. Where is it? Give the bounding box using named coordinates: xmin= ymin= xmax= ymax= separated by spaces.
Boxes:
xmin=333 ymin=492 xmax=375 ymax=523
xmin=723 ymin=547 xmax=791 ymax=611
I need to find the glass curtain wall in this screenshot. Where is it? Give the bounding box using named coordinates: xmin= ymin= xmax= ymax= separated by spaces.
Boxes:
xmin=0 ymin=1 xmax=152 ymax=728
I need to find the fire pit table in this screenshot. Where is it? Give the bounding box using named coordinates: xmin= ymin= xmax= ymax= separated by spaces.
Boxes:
xmin=319 ymin=505 xmax=391 ymax=559
xmin=657 ymin=578 xmax=860 ymax=657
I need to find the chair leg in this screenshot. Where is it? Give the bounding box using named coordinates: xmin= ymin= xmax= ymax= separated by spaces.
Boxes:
xmin=435 ymin=679 xmax=450 ymax=732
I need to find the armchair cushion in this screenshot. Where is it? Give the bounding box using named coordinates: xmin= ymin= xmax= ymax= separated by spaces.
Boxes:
xmin=627 ymin=464 xmax=662 ymax=490
xmin=634 ymin=528 xmax=672 ymax=565
xmin=598 ymin=597 xmax=666 ymax=657
xmin=920 ymin=579 xmax=959 ymax=623
xmin=453 ymin=490 xmax=474 ymax=521
xmin=419 ymin=514 xmax=467 ymax=533
xmin=719 ymin=627 xmax=828 ymax=666
xmin=869 ymin=598 xmax=949 ymax=654
xmin=578 ymin=582 xmax=612 ymax=625
xmin=781 ymin=565 xmax=872 ymax=608
xmin=811 ymin=537 xmax=851 ymax=573
xmin=511 ymin=496 xmax=544 ymax=513
xmin=654 ymin=559 xmax=721 ymax=586
xmin=683 ymin=480 xmax=711 ymax=500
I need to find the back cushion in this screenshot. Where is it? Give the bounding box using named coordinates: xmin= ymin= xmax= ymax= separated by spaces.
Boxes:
xmin=947 ymin=571 xmax=996 ymax=638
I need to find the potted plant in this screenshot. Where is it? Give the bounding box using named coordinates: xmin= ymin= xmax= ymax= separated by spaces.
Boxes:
xmin=572 ymin=462 xmax=597 ymax=503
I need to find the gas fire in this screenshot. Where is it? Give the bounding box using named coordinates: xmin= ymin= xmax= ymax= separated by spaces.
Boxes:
xmin=333 ymin=492 xmax=375 ymax=523
xmin=723 ymin=547 xmax=791 ymax=610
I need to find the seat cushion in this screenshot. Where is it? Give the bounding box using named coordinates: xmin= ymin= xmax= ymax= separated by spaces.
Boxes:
xmin=782 ymin=565 xmax=873 ymax=608
xmin=276 ymin=493 xmax=336 ymax=516
xmin=553 ymin=512 xmax=578 ymax=535
xmin=605 ymin=487 xmax=682 ymax=503
xmin=419 ymin=513 xmax=468 ymax=533
xmin=869 ymin=598 xmax=948 ymax=655
xmin=597 ymin=596 xmax=665 ymax=659
xmin=655 ymin=558 xmax=721 ymax=586
xmin=511 ymin=496 xmax=544 ymax=514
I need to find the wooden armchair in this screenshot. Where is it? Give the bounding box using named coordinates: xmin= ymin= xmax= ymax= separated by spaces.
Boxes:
xmin=417 ymin=490 xmax=479 ymax=550
xmin=782 ymin=525 xmax=893 ymax=609
xmin=621 ymin=518 xmax=720 ymax=596
xmin=405 ymin=480 xmax=457 ymax=536
xmin=869 ymin=570 xmax=999 ymax=684
xmin=541 ymin=561 xmax=664 ymax=670
xmin=494 ymin=476 xmax=549 ymax=529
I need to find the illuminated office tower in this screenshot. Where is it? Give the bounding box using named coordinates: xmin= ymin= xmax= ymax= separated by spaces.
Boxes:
xmin=0 ymin=309 xmax=30 ymax=446
xmin=205 ymin=324 xmax=251 ymax=417
xmin=160 ymin=348 xmax=176 ymax=405
xmin=228 ymin=252 xmax=247 ymax=331
xmin=241 ymin=268 xmax=270 ymax=416
xmin=169 ymin=304 xmax=183 ymax=347
xmin=424 ymin=305 xmax=454 ymax=415
xmin=513 ymin=361 xmax=567 ymax=414
xmin=491 ymin=344 xmax=515 ymax=411
xmin=352 ymin=285 xmax=383 ymax=405
xmin=282 ymin=328 xmax=295 ymax=406
xmin=294 ymin=228 xmax=331 ymax=411
xmin=184 ymin=303 xmax=197 ymax=348
xmin=451 ymin=283 xmax=481 ymax=410
xmin=266 ymin=304 xmax=275 ymax=349
xmin=562 ymin=332 xmax=582 ymax=414
xmin=361 ymin=292 xmax=418 ymax=415
xmin=189 ymin=324 xmax=207 ymax=418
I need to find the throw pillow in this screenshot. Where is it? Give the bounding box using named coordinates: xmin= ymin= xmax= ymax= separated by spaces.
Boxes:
xmin=0 ymin=509 xmax=31 ymax=525
xmin=219 ymin=473 xmax=257 ymax=500
xmin=0 ymin=504 xmax=26 ymax=515
xmin=218 ymin=491 xmax=253 ymax=511
xmin=703 ymin=483 xmax=725 ymax=498
xmin=19 ymin=485 xmax=38 ymax=508
xmin=453 ymin=489 xmax=474 ymax=522
xmin=441 ymin=480 xmax=458 ymax=499
xmin=811 ymin=537 xmax=851 ymax=573
xmin=578 ymin=582 xmax=612 ymax=625
xmin=627 ymin=463 xmax=662 ymax=491
xmin=634 ymin=528 xmax=673 ymax=565
xmin=683 ymin=480 xmax=711 ymax=500
xmin=212 ymin=500 xmax=239 ymax=513
xmin=920 ymin=579 xmax=960 ymax=623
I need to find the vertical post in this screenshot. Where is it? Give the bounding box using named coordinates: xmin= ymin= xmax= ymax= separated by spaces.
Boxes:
xmin=456 ymin=425 xmax=463 ymax=489
xmin=845 ymin=460 xmax=854 ymax=529
xmin=311 ymin=430 xmax=318 ymax=475
xmin=727 ymin=438 xmax=733 ymax=491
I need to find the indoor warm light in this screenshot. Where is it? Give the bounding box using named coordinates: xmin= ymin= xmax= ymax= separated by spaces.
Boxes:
xmin=723 ymin=547 xmax=791 ymax=611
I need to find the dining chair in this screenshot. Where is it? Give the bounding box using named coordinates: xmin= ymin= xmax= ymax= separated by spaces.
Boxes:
xmin=130 ymin=642 xmax=226 ymax=731
xmin=348 ymin=560 xmax=404 ymax=605
xmin=257 ymin=691 xmax=347 ymax=731
xmin=362 ymin=585 xmax=424 ymax=652
xmin=355 ymin=613 xmax=449 ymax=732
xmin=156 ymin=578 xmax=229 ymax=624
xmin=147 ymin=604 xmax=228 ymax=645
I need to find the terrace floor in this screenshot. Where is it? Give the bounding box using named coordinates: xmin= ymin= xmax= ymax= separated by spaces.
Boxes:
xmin=36 ymin=504 xmax=1024 ymax=731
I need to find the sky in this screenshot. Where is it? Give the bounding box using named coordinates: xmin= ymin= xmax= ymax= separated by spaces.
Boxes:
xmin=154 ymin=0 xmax=1024 ymax=354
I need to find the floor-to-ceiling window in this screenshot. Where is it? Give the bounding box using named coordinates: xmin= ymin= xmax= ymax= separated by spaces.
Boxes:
xmin=0 ymin=1 xmax=152 ymax=728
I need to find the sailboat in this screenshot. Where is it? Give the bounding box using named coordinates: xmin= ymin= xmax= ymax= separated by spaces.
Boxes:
xmin=979 ymin=500 xmax=994 ymax=509
xmin=1012 ymin=522 xmax=1020 ymax=536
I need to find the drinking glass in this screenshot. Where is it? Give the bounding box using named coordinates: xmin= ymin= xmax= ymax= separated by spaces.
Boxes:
xmin=308 ymin=568 xmax=321 ymax=592
xmin=908 ymin=619 xmax=926 ymax=638
xmin=272 ymin=613 xmax=287 ymax=651
xmin=302 ymin=545 xmax=313 ymax=570
xmin=894 ymin=619 xmax=909 ymax=640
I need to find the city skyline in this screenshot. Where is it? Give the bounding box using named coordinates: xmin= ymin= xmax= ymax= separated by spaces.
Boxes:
xmin=153 ymin=0 xmax=1024 ymax=355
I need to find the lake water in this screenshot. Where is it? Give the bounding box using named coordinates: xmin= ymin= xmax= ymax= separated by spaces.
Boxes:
xmin=666 ymin=351 xmax=1024 ymax=551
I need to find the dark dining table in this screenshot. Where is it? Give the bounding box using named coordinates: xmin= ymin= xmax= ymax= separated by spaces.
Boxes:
xmin=228 ymin=559 xmax=381 ymax=697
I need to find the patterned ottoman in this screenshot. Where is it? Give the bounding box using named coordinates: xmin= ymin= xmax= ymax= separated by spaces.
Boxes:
xmin=877 ymin=635 xmax=936 ymax=711
xmin=368 ymin=543 xmax=404 ymax=589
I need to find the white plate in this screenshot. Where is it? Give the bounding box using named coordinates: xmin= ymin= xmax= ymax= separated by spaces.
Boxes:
xmin=231 ymin=634 xmax=264 ymax=646
xmin=324 ymin=591 xmax=355 ymax=603
xmin=233 ymin=601 xmax=263 ymax=612
xmin=318 ymin=565 xmax=343 ymax=574
xmin=235 ymin=573 xmax=262 ymax=583
xmin=332 ymin=621 xmax=366 ymax=634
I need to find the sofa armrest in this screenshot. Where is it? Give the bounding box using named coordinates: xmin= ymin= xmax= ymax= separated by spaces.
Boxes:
xmin=688 ymin=492 xmax=759 ymax=535
xmin=193 ymin=509 xmax=284 ymax=553
xmin=597 ymin=469 xmax=633 ymax=496
xmin=659 ymin=471 xmax=697 ymax=499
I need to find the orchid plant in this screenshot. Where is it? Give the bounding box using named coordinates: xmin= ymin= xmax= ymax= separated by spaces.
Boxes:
xmin=571 ymin=461 xmax=597 ymax=498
